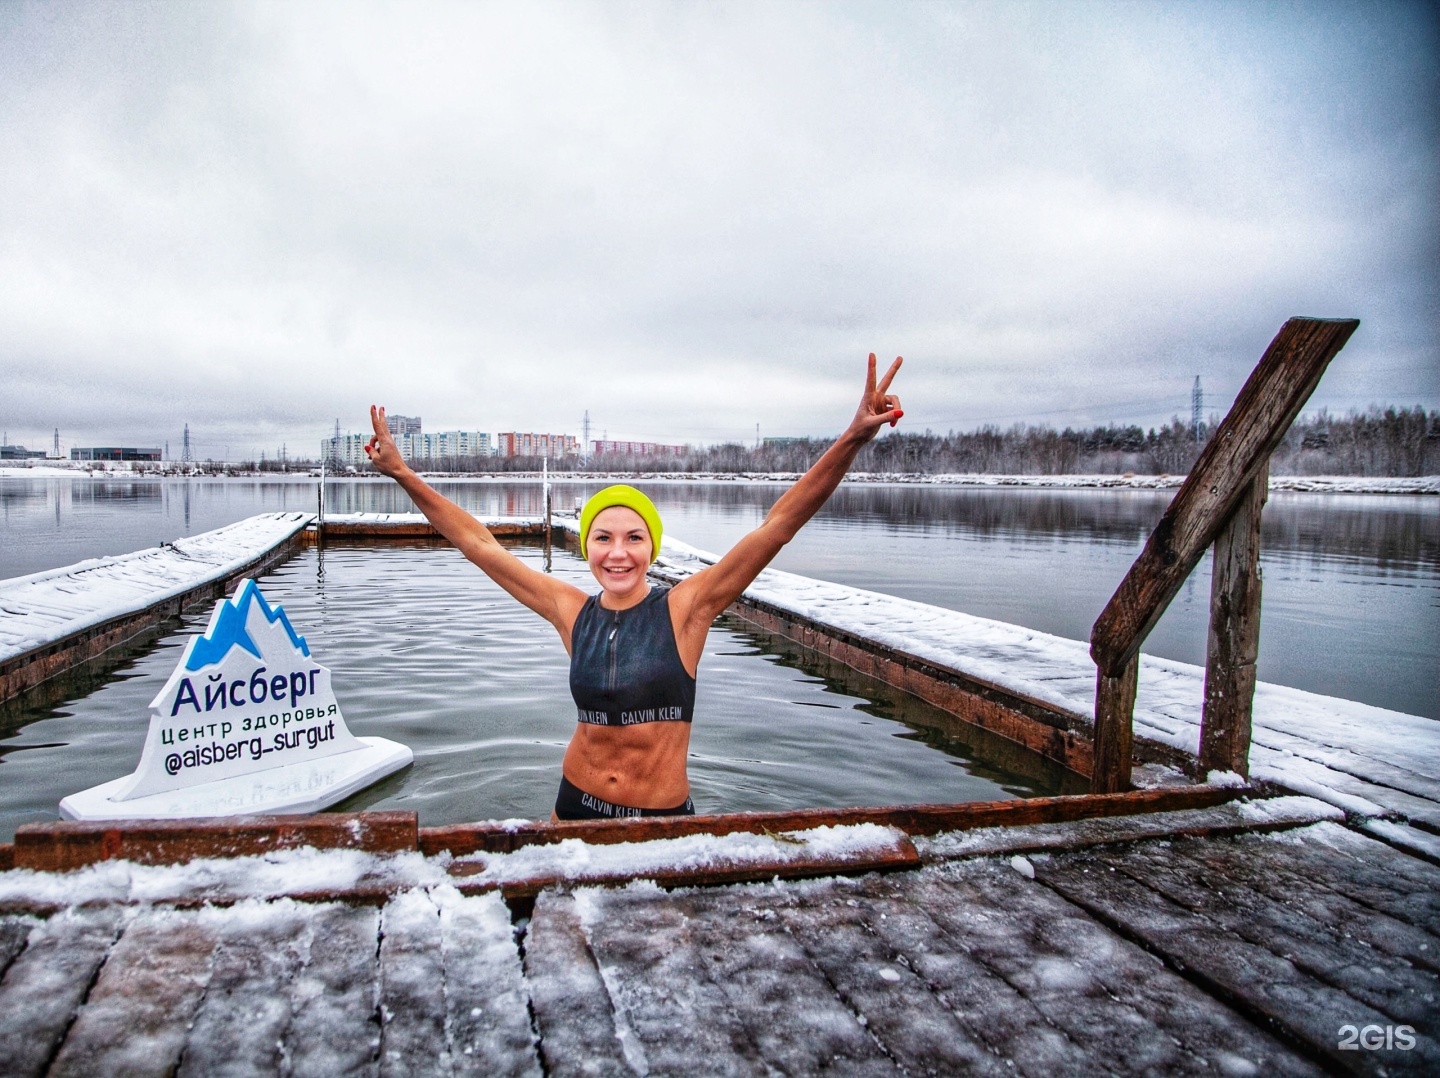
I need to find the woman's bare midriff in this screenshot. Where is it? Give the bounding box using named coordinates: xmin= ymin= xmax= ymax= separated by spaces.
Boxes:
xmin=561 ymin=721 xmax=692 ymax=808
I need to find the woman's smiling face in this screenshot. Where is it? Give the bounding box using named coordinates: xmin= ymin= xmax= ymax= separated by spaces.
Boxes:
xmin=585 ymin=505 xmax=653 ymax=601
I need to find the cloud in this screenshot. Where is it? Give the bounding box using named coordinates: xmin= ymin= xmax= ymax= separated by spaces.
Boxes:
xmin=0 ymin=0 xmax=1434 ymax=458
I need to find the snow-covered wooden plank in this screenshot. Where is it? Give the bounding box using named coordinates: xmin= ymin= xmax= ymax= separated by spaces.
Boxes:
xmin=1200 ymin=832 xmax=1440 ymax=974
xmin=1087 ymin=840 xmax=1439 ymax=1029
xmin=1249 ymin=754 xmax=1440 ymax=831
xmin=48 ymin=908 xmax=218 ymax=1078
xmin=449 ymin=822 xmax=918 ymax=898
xmin=433 ymin=889 xmax=541 ymax=1078
xmin=523 ymin=892 xmax=631 ymax=1076
xmin=765 ymin=883 xmax=1014 ymax=1076
xmin=0 ymin=907 xmax=123 ymax=1078
xmin=564 ymin=884 xmax=781 ymax=1074
xmin=14 ymin=812 xmax=419 ymax=873
xmin=320 ymin=512 xmax=547 ymax=540
xmin=0 ymin=844 xmax=451 ymax=914
xmin=902 ymin=863 xmax=1322 ymax=1076
xmin=916 ymin=794 xmax=1342 ymax=861
xmin=422 ymin=787 xmax=1242 ymax=857
xmin=1233 ymin=822 xmax=1440 ymax=933
xmin=801 ymin=871 xmax=1101 ymax=1071
xmin=574 ymin=884 xmax=900 ymax=1074
xmin=1035 ymin=844 xmax=1440 ymax=1075
xmin=0 ymin=917 xmax=30 ymax=980
xmin=1362 ymin=818 xmax=1440 ymax=865
xmin=282 ymin=904 xmax=382 ymax=1076
xmin=377 ymin=889 xmax=448 ymax=1076
xmin=1246 ymin=720 xmax=1440 ymax=807
xmin=175 ymin=900 xmax=311 ymax=1078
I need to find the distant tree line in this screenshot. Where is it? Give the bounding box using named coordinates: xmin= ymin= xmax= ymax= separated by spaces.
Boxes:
xmin=182 ymin=405 xmax=1435 ymax=477
xmin=513 ymin=406 xmax=1437 ymax=478
xmin=1270 ymin=407 xmax=1439 ymax=477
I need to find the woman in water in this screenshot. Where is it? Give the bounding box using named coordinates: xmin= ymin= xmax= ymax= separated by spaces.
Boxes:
xmin=364 ymin=354 xmax=902 ymax=820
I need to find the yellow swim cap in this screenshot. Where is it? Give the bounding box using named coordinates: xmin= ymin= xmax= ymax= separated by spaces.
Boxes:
xmin=579 ymin=485 xmax=663 ymax=564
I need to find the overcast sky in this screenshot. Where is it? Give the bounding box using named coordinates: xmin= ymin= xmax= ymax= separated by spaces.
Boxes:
xmin=1 ymin=0 xmax=1435 ymax=459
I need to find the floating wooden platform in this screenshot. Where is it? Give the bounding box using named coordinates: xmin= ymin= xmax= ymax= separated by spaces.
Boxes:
xmin=0 ymin=791 xmax=1434 ymax=1076
xmin=0 ymin=512 xmax=314 ymax=704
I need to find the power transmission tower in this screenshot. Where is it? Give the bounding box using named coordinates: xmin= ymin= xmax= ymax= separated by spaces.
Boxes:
xmin=1191 ymin=376 xmax=1203 ymax=442
xmin=332 ymin=419 xmax=342 ymax=466
xmin=582 ymin=410 xmax=591 ymax=459
xmin=182 ymin=423 xmax=193 ymax=463
xmin=53 ymin=428 xmax=60 ymax=458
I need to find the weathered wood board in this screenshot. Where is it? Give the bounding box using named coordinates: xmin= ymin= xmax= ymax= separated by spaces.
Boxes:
xmin=176 ymin=900 xmax=311 ymax=1078
xmin=48 ymin=909 xmax=220 ymax=1077
xmin=0 ymin=908 xmax=124 ymax=1078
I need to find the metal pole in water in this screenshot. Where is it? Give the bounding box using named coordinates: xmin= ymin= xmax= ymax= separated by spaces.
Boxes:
xmin=543 ymin=457 xmax=552 ymax=567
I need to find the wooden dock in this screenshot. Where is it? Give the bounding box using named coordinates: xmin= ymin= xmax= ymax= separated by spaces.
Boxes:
xmin=0 ymin=791 xmax=1434 ymax=1076
xmin=0 ymin=512 xmax=314 ymax=704
xmin=0 ymin=511 xmax=552 ymax=707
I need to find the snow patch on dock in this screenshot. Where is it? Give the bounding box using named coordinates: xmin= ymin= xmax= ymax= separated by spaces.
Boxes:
xmin=0 ymin=513 xmax=314 ymax=663
xmin=454 ymin=822 xmax=908 ymax=888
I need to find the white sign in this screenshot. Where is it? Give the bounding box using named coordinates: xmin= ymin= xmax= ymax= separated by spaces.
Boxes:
xmin=61 ymin=579 xmax=412 ymax=820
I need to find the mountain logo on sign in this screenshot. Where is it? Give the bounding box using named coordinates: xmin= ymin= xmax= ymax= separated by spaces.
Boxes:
xmin=186 ymin=578 xmax=310 ymax=669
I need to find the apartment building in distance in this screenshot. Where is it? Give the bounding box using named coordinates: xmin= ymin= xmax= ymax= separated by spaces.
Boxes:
xmin=496 ymin=432 xmax=580 ymax=458
xmin=398 ymin=430 xmax=492 ymax=461
xmin=384 ymin=414 xmax=422 ymax=438
xmin=0 ymin=444 xmax=47 ymax=460
xmin=70 ymin=447 xmax=163 ymax=462
xmin=590 ymin=439 xmax=687 ymax=458
xmin=322 ymin=417 xmax=493 ymax=468
xmin=322 ymin=433 xmax=371 ymax=467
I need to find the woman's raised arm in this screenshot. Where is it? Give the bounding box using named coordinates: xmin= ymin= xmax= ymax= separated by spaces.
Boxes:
xmin=670 ymin=355 xmax=902 ymax=651
xmin=363 ymin=405 xmax=586 ymax=639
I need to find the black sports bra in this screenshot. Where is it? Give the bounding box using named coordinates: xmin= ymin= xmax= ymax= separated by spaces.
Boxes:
xmin=569 ymin=588 xmax=695 ymax=727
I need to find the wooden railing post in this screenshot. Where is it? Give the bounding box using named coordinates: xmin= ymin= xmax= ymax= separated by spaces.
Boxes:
xmin=1092 ymin=654 xmax=1139 ymax=793
xmin=1088 ymin=317 xmax=1357 ymax=792
xmin=1200 ymin=462 xmax=1268 ymax=777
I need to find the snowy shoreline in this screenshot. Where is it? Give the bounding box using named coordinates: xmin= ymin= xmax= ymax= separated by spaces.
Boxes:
xmin=3 ymin=464 xmax=1435 ymax=496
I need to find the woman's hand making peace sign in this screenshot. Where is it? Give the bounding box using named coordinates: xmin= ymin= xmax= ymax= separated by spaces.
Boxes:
xmin=847 ymin=354 xmax=904 ymax=444
xmin=363 ymin=405 xmax=409 ymax=479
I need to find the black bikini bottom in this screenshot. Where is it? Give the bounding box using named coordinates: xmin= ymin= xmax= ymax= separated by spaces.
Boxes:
xmin=555 ymin=774 xmax=696 ymax=820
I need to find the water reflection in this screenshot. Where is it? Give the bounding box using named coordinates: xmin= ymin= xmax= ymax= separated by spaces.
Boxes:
xmin=71 ymin=482 xmax=163 ymax=503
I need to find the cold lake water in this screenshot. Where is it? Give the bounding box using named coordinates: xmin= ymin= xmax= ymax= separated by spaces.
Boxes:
xmin=1 ymin=475 xmax=1435 ymax=838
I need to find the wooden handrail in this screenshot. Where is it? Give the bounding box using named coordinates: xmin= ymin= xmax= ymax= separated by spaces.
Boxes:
xmin=1088 ymin=317 xmax=1358 ymax=793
